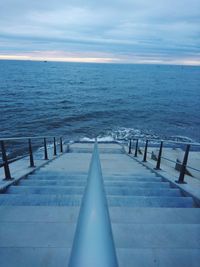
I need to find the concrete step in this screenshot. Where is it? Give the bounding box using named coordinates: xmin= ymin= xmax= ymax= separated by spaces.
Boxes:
xmin=29 ymin=176 xmax=87 ymax=182
xmin=7 ymin=186 xmax=85 ymax=195
xmin=102 ymin=171 xmax=155 ymax=176
xmin=30 ymin=170 xmax=155 ymax=177
xmin=0 ymin=221 xmax=75 ymax=247
xmin=1 ymin=227 xmax=199 ymax=267
xmin=109 ymin=207 xmax=200 ymax=224
xmin=107 ymin=196 xmax=194 ymax=207
xmin=116 ymin=248 xmax=200 ymax=267
xmin=18 ymin=179 xmax=170 ymax=188
xmin=0 ymin=248 xmax=71 ymax=267
xmin=112 ymin=223 xmax=200 ymax=248
xmin=28 ymin=174 xmax=87 ymax=180
xmin=0 ymin=194 xmax=192 ymax=207
xmin=104 ymin=176 xmax=162 ymax=182
xmin=29 ymin=175 xmax=162 ymax=183
xmin=7 ymin=186 xmax=181 ymax=197
xmin=30 ymin=172 xmax=88 ymax=177
xmin=29 ymin=173 xmax=159 ymax=180
xmin=105 ymin=181 xmax=171 ymax=188
xmin=19 ymin=180 xmax=87 ymax=187
xmin=106 ymin=187 xmax=181 ymax=197
xmin=0 ymin=194 xmax=82 ymax=206
xmin=103 ymin=171 xmax=157 ymax=176
xmin=0 ymin=206 xmax=80 ymax=222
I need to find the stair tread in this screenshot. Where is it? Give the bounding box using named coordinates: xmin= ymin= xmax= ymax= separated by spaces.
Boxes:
xmin=8 ymin=186 xmax=181 ymax=197
xmin=29 ymin=176 xmax=161 ymax=182
xmin=116 ymin=248 xmax=200 ymax=267
xmin=0 ymin=206 xmax=80 ymax=222
xmin=18 ymin=180 xmax=170 ymax=188
xmin=0 ymin=248 xmax=71 ymax=267
xmin=0 ymin=222 xmax=76 ymax=247
xmin=0 ymin=194 xmax=193 ymax=207
xmin=0 ymin=194 xmax=82 ymax=206
xmin=112 ymin=223 xmax=200 ymax=248
xmin=108 ymin=196 xmax=194 ymax=207
xmin=109 ymin=207 xmax=200 ymax=223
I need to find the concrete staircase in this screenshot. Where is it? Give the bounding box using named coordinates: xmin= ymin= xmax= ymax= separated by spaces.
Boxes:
xmin=100 ymin=150 xmax=200 ymax=267
xmin=0 ymin=142 xmax=199 ymax=267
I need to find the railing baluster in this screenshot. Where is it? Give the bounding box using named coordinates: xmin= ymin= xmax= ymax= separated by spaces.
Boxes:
xmin=28 ymin=139 xmax=35 ymax=167
xmin=1 ymin=141 xmax=13 ymax=180
xmin=134 ymin=139 xmax=138 ymax=157
xmin=155 ymin=141 xmax=163 ymax=170
xmin=128 ymin=140 xmax=132 ymax=154
xmin=176 ymin=144 xmax=190 ymax=184
xmin=53 ymin=137 xmax=57 ymax=156
xmin=60 ymin=137 xmax=63 ymax=153
xmin=44 ymin=138 xmax=48 ymax=160
xmin=143 ymin=140 xmax=148 ymax=162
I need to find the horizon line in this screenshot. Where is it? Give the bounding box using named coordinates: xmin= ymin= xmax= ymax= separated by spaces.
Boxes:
xmin=0 ymin=58 xmax=200 ymax=67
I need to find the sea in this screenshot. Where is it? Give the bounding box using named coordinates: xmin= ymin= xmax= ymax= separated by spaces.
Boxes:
xmin=0 ymin=60 xmax=200 ymax=158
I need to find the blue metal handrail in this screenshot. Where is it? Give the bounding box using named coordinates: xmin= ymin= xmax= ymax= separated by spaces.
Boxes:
xmin=68 ymin=141 xmax=118 ymax=267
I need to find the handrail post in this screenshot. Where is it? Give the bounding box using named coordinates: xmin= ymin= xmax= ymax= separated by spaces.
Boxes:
xmin=155 ymin=141 xmax=163 ymax=170
xmin=128 ymin=140 xmax=132 ymax=154
xmin=1 ymin=141 xmax=13 ymax=180
xmin=134 ymin=139 xmax=138 ymax=157
xmin=44 ymin=138 xmax=48 ymax=160
xmin=60 ymin=137 xmax=63 ymax=153
xmin=53 ymin=137 xmax=57 ymax=156
xmin=28 ymin=139 xmax=35 ymax=167
xmin=143 ymin=140 xmax=148 ymax=162
xmin=176 ymin=144 xmax=190 ymax=184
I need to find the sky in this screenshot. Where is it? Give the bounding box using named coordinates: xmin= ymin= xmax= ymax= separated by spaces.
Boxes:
xmin=0 ymin=0 xmax=200 ymax=65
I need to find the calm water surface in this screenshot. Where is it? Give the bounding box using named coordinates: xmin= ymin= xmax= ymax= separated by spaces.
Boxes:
xmin=0 ymin=60 xmax=199 ymax=155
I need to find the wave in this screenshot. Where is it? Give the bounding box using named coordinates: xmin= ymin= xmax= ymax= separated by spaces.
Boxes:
xmin=169 ymin=135 xmax=195 ymax=143
xmin=79 ymin=127 xmax=196 ymax=144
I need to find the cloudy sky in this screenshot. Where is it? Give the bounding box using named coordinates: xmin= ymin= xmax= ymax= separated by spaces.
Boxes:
xmin=0 ymin=0 xmax=199 ymax=64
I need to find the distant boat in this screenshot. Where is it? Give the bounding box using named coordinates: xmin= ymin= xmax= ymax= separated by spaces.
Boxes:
xmin=44 ymin=60 xmax=47 ymax=63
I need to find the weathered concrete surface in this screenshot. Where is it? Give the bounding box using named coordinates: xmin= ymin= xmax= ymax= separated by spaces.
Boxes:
xmin=100 ymin=145 xmax=200 ymax=267
xmin=116 ymin=248 xmax=200 ymax=267
xmin=152 ymin=147 xmax=200 ymax=179
xmin=0 ymin=206 xmax=80 ymax=222
xmin=0 ymin=143 xmax=92 ymax=267
xmin=0 ymin=248 xmax=71 ymax=267
xmin=0 ymin=207 xmax=79 ymax=267
xmin=0 ymin=142 xmax=199 ymax=267
xmin=124 ymin=145 xmax=200 ymax=202
xmin=0 ymin=222 xmax=76 ymax=247
xmin=109 ymin=207 xmax=200 ymax=224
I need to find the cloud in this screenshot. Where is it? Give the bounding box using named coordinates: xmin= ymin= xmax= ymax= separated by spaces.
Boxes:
xmin=0 ymin=0 xmax=199 ymax=64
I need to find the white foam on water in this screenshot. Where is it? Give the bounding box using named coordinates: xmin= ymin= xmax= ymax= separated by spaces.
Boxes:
xmin=79 ymin=127 xmax=197 ymax=147
xmin=170 ymin=135 xmax=195 ymax=143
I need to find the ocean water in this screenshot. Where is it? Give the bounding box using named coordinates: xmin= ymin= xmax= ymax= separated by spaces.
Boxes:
xmin=0 ymin=60 xmax=200 ymax=156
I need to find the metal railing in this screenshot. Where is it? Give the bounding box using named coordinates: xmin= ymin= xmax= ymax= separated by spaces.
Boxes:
xmin=128 ymin=138 xmax=200 ymax=184
xmin=0 ymin=136 xmax=64 ymax=181
xmin=69 ymin=141 xmax=118 ymax=267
